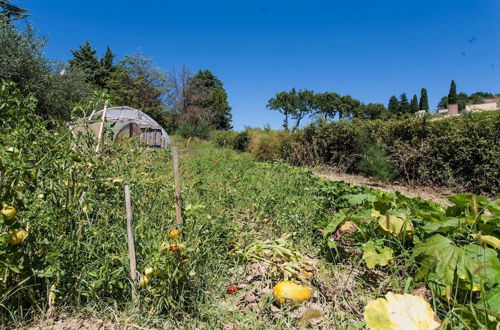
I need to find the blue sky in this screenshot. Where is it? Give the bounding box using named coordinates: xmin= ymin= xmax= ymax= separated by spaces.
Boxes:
xmin=23 ymin=0 xmax=500 ymax=130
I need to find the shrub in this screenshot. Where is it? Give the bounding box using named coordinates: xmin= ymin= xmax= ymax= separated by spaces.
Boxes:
xmin=248 ymin=129 xmax=289 ymax=162
xmin=282 ymin=113 xmax=500 ymax=194
xmin=211 ymin=130 xmax=237 ymax=148
xmin=177 ymin=120 xmax=212 ymax=139
xmin=233 ymin=131 xmax=250 ymax=152
xmin=357 ymin=142 xmax=395 ymax=182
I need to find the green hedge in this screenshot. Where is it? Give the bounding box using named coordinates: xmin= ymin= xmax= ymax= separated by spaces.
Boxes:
xmin=212 ymin=130 xmax=250 ymax=152
xmin=284 ymin=112 xmax=500 ymax=195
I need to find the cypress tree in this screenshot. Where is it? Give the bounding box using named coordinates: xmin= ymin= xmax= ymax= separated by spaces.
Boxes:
xmin=419 ymin=88 xmax=429 ymax=111
xmin=398 ymin=93 xmax=410 ymax=113
xmin=388 ymin=95 xmax=399 ymax=114
xmin=448 ymin=80 xmax=457 ymax=104
xmin=410 ymin=94 xmax=419 ymax=113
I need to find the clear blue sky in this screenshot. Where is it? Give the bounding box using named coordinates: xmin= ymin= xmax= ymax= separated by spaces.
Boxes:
xmin=23 ymin=0 xmax=500 ymax=130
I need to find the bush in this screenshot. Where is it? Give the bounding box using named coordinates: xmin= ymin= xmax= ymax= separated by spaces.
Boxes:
xmin=177 ymin=120 xmax=213 ymax=139
xmin=233 ymin=130 xmax=250 ymax=152
xmin=211 ymin=130 xmax=237 ymax=148
xmin=248 ymin=129 xmax=289 ymax=162
xmin=282 ymin=113 xmax=500 ymax=194
xmin=211 ymin=130 xmax=250 ymax=152
xmin=357 ymin=142 xmax=395 ymax=182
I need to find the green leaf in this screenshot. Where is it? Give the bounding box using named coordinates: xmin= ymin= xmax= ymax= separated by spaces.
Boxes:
xmin=344 ymin=194 xmax=375 ymax=205
xmin=413 ymin=235 xmax=500 ymax=297
xmin=362 ymin=241 xmax=393 ymax=269
xmin=477 ymin=286 xmax=500 ymax=315
xmin=421 ymin=218 xmax=468 ymax=234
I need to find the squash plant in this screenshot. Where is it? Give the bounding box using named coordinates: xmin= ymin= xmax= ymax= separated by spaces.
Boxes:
xmin=318 ymin=189 xmax=499 ymax=327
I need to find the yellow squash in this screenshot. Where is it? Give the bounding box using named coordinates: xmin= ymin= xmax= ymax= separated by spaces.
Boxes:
xmin=169 ymin=229 xmax=181 ymax=239
xmin=9 ymin=229 xmax=28 ymax=245
xmin=1 ymin=205 xmax=17 ymax=221
xmin=272 ymin=281 xmax=312 ymax=305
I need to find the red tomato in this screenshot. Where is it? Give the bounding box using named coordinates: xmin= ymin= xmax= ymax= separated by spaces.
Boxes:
xmin=227 ymin=285 xmax=238 ymax=294
xmin=169 ymin=246 xmax=179 ymax=252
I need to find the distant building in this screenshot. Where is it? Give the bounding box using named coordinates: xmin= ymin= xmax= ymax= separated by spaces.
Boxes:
xmin=465 ymin=98 xmax=499 ymax=112
xmin=434 ymin=98 xmax=499 ymax=116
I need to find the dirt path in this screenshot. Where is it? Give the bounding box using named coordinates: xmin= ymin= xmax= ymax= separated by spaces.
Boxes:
xmin=311 ymin=167 xmax=454 ymax=206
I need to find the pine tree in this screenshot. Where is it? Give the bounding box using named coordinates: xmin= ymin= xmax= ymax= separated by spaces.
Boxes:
xmin=419 ymin=88 xmax=429 ymax=111
xmin=100 ymin=47 xmax=115 ymax=72
xmin=410 ymin=94 xmax=419 ymax=113
xmin=69 ymin=41 xmax=100 ymax=85
xmin=0 ymin=0 xmax=28 ymax=21
xmin=398 ymin=93 xmax=410 ymax=113
xmin=97 ymin=47 xmax=116 ymax=88
xmin=448 ymin=80 xmax=457 ymax=104
xmin=388 ymin=96 xmax=399 ymax=114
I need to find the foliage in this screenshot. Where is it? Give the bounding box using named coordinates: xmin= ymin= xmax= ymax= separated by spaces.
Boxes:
xmin=180 ymin=70 xmax=232 ymax=130
xmin=388 ymin=96 xmax=399 ymax=115
xmin=419 ymin=88 xmax=429 ymax=111
xmin=177 ymin=120 xmax=212 ymax=139
xmin=284 ymin=113 xmax=500 ymax=194
xmin=211 ymin=130 xmax=250 ymax=152
xmin=357 ymin=140 xmax=395 ymax=182
xmin=448 ymin=80 xmax=457 ymax=105
xmin=0 ymin=0 xmax=27 ymax=21
xmin=107 ymin=54 xmax=169 ymax=124
xmin=316 ymin=185 xmax=500 ymax=328
xmin=0 ymin=18 xmax=93 ymax=120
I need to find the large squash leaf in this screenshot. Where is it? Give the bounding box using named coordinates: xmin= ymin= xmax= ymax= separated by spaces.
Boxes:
xmin=413 ymin=235 xmax=500 ymax=297
xmin=477 ymin=286 xmax=500 ymax=316
xmin=364 ymin=293 xmax=440 ymax=330
xmin=377 ymin=213 xmax=413 ymax=237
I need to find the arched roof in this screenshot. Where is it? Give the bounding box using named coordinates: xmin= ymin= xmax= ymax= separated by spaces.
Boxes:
xmin=94 ymin=106 xmax=170 ymax=146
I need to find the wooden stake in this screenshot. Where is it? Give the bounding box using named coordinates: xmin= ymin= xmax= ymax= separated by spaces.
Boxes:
xmin=124 ymin=185 xmax=137 ymax=300
xmin=95 ymin=101 xmax=108 ymax=153
xmin=172 ymin=147 xmax=183 ymax=227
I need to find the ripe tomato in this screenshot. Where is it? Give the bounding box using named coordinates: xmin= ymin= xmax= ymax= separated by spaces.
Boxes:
xmin=169 ymin=246 xmax=179 ymax=252
xmin=227 ymin=285 xmax=238 ymax=294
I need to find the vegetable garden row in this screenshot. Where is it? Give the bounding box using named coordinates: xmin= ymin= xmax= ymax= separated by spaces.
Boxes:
xmin=1 ymin=83 xmax=499 ymax=328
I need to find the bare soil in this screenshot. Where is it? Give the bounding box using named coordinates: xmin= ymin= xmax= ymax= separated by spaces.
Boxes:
xmin=311 ymin=166 xmax=455 ymax=206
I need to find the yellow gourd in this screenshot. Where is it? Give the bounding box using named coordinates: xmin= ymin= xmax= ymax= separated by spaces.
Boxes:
xmin=272 ymin=281 xmax=313 ymax=305
xmin=9 ymin=229 xmax=28 ymax=245
xmin=1 ymin=205 xmax=17 ymax=221
xmin=169 ymin=229 xmax=181 ymax=239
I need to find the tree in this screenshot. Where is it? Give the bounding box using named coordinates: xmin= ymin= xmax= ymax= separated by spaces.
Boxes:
xmin=293 ymin=89 xmax=315 ymax=127
xmin=419 ymin=88 xmax=429 ymax=111
xmin=388 ymin=96 xmax=399 ymax=115
xmin=338 ymin=95 xmax=361 ymax=120
xmin=0 ymin=18 xmax=92 ymax=120
xmin=181 ymin=69 xmax=232 ymax=130
xmin=0 ymin=0 xmax=28 ymax=21
xmin=313 ymin=92 xmax=340 ymax=119
xmin=410 ymin=94 xmax=419 ymax=113
xmin=97 ymin=46 xmax=116 ymax=87
xmin=398 ymin=93 xmax=410 ymax=114
xmin=267 ymin=89 xmax=298 ymax=130
xmin=448 ymin=80 xmax=457 ymax=104
xmin=207 ymin=87 xmax=232 ymax=130
xmin=107 ymin=54 xmax=169 ymax=123
xmin=362 ymin=103 xmax=388 ymax=120
xmin=69 ymin=41 xmax=101 ymax=86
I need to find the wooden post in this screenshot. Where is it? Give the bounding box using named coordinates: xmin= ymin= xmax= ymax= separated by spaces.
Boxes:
xmin=172 ymin=147 xmax=183 ymax=227
xmin=95 ymin=101 xmax=108 ymax=153
xmin=124 ymin=185 xmax=137 ymax=300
